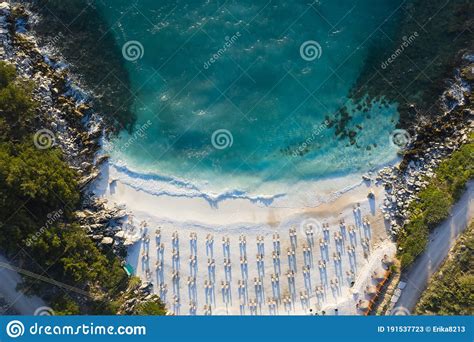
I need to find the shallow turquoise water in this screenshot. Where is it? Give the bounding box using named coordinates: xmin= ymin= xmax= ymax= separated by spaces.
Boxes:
xmin=96 ymin=0 xmax=402 ymax=193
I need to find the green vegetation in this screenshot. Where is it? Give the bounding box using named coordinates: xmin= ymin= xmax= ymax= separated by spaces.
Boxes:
xmin=0 ymin=61 xmax=164 ymax=315
xmin=22 ymin=223 xmax=129 ymax=315
xmin=415 ymin=222 xmax=474 ymax=315
xmin=0 ymin=63 xmax=36 ymax=140
xmin=135 ymin=302 xmax=167 ymax=315
xmin=109 ymin=277 xmax=166 ymax=315
xmin=398 ymin=134 xmax=474 ymax=267
xmin=0 ymin=143 xmax=78 ymax=252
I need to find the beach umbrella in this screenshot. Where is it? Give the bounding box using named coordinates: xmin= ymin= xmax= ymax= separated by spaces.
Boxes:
xmin=357 ymin=300 xmax=370 ymax=311
xmin=382 ymin=254 xmax=394 ymax=265
xmin=372 ymin=270 xmax=386 ymax=280
xmin=365 ymin=285 xmax=377 ymax=296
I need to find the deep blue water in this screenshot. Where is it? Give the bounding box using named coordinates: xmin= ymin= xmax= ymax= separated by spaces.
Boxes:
xmin=96 ymin=0 xmax=402 ymax=193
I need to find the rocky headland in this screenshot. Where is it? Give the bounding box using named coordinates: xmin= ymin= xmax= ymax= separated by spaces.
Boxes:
xmin=0 ymin=2 xmax=161 ymax=314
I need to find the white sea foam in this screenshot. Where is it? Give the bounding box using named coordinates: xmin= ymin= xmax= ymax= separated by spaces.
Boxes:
xmin=108 ymin=161 xmax=287 ymax=208
xmin=103 ymin=155 xmax=391 ymax=213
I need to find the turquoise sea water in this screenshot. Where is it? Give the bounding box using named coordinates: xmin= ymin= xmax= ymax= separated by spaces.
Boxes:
xmin=96 ymin=0 xmax=402 ymax=196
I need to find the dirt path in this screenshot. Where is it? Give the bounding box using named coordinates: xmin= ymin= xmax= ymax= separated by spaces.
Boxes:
xmin=393 ymin=182 xmax=474 ymax=313
xmin=0 ymin=255 xmax=45 ymax=315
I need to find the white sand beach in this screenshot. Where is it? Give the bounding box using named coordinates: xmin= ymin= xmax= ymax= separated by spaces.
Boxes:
xmin=93 ymin=162 xmax=396 ymax=315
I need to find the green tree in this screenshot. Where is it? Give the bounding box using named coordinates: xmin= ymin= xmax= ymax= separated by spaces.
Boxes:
xmin=0 ymin=62 xmax=36 ymax=141
xmin=0 ymin=62 xmax=16 ymax=88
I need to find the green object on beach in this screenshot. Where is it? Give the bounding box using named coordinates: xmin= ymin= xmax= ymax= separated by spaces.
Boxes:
xmin=124 ymin=264 xmax=134 ymax=277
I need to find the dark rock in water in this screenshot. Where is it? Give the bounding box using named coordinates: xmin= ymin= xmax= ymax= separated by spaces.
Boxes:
xmin=408 ymin=104 xmax=417 ymax=116
xmin=95 ymin=154 xmax=110 ymax=167
xmin=460 ymin=65 xmax=474 ymax=81
xmin=333 ymin=0 xmax=474 ymax=138
xmin=23 ymin=0 xmax=136 ymax=133
xmin=78 ymin=172 xmax=100 ymax=189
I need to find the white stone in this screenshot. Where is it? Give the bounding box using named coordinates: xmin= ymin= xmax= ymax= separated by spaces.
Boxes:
xmin=101 ymin=237 xmax=114 ymax=245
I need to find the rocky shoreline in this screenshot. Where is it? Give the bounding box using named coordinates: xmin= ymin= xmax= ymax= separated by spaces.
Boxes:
xmin=372 ymin=54 xmax=473 ymax=235
xmin=0 ymin=2 xmax=158 ymax=311
xmin=21 ymin=0 xmax=136 ymax=133
xmin=0 ymin=3 xmax=129 ymax=252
